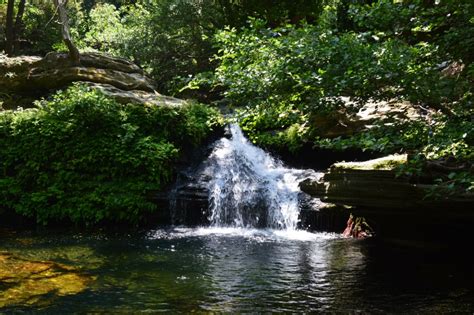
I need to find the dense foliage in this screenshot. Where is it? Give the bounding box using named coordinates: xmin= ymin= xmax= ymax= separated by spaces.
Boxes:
xmin=189 ymin=2 xmax=473 ymax=196
xmin=0 ymin=85 xmax=222 ymax=224
xmin=71 ymin=0 xmax=326 ymax=94
xmin=1 ymin=0 xmax=325 ymax=94
xmin=0 ymin=0 xmax=472 ymax=211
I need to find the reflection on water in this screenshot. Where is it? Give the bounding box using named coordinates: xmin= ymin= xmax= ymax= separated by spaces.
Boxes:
xmin=1 ymin=227 xmax=473 ymax=313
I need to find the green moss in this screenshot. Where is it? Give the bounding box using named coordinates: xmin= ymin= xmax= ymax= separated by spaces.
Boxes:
xmin=332 ymin=154 xmax=408 ymax=171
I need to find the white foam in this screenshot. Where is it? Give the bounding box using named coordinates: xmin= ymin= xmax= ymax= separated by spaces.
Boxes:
xmin=206 ymin=124 xmax=321 ymax=230
xmin=150 ymin=227 xmax=340 ymax=242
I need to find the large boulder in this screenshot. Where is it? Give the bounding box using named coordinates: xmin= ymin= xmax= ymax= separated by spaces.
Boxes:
xmin=0 ymin=52 xmax=155 ymax=93
xmin=0 ymin=52 xmax=188 ymax=108
xmin=300 ymin=154 xmax=474 ymax=243
xmin=300 ymin=154 xmax=473 ymax=213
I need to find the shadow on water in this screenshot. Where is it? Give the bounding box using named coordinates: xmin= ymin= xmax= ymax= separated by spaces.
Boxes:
xmin=1 ymin=227 xmax=473 ymax=313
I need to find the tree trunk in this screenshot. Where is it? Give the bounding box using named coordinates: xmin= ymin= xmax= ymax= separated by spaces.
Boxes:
xmin=53 ymin=0 xmax=81 ymax=64
xmin=5 ymin=0 xmax=15 ymax=56
xmin=13 ymin=0 xmax=26 ymax=53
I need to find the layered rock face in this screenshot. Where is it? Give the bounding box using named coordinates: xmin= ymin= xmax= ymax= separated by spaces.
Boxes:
xmin=300 ymin=154 xmax=473 ymax=213
xmin=300 ymin=154 xmax=474 ymax=243
xmin=300 ymin=155 xmax=418 ymax=210
xmin=0 ymin=52 xmax=185 ymax=107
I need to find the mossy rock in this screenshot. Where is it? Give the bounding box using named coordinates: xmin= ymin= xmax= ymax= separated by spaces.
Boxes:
xmin=332 ymin=154 xmax=407 ymax=171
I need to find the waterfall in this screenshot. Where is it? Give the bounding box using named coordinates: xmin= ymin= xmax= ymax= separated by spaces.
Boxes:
xmin=206 ymin=124 xmax=319 ymax=230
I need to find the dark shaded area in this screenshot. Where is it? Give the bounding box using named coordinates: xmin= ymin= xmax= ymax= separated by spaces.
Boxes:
xmin=351 ymin=207 xmax=474 ymax=250
xmin=272 ymin=143 xmax=381 ymax=171
xmin=298 ymin=205 xmax=349 ymax=233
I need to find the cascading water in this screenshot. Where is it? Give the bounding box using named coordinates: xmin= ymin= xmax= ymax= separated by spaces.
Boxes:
xmin=206 ymin=124 xmax=320 ymax=230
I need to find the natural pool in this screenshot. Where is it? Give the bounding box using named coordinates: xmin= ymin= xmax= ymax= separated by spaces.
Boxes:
xmin=1 ymin=227 xmax=473 ymax=313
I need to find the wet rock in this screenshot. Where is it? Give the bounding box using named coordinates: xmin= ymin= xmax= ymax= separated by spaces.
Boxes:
xmin=152 ymin=183 xmax=210 ymax=226
xmin=149 ymin=140 xmax=218 ymax=226
xmin=298 ymin=204 xmax=349 ymax=232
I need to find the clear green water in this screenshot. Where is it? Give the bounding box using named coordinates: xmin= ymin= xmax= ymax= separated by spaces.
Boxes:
xmin=1 ymin=227 xmax=473 ymax=313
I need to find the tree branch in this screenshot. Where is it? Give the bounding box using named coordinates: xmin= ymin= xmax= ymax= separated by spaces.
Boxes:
xmin=53 ymin=0 xmax=80 ymax=64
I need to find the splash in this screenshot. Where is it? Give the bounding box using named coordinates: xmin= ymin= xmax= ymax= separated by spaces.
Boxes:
xmin=206 ymin=124 xmax=319 ymax=230
xmin=149 ymin=227 xmax=340 ymax=242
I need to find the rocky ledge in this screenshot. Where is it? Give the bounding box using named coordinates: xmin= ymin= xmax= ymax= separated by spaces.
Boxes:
xmin=300 ymin=154 xmax=474 ymax=244
xmin=300 ymin=154 xmax=473 ymax=213
xmin=0 ymin=52 xmax=185 ymax=107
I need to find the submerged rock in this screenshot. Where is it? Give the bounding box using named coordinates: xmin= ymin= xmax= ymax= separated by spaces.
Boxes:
xmin=0 ymin=252 xmax=94 ymax=308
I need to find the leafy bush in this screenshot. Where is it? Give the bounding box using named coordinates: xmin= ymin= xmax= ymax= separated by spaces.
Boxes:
xmin=203 ymin=19 xmax=445 ymax=148
xmin=206 ymin=18 xmax=462 ymax=109
xmin=237 ymin=102 xmax=309 ymax=152
xmin=67 ymin=0 xmax=327 ymax=95
xmin=78 ymin=3 xmax=127 ymax=54
xmin=348 ymin=1 xmax=474 ymax=64
xmin=0 ymin=85 xmax=222 ymax=225
xmin=194 ymin=12 xmax=472 ymax=196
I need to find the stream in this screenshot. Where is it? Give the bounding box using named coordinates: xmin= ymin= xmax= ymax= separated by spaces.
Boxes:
xmin=1 ymin=227 xmax=473 ymax=312
xmin=1 ymin=124 xmax=473 ymax=312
